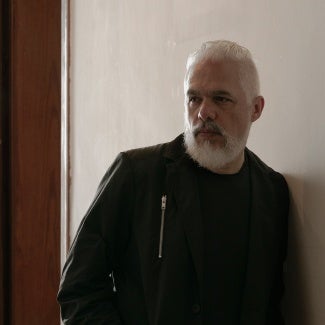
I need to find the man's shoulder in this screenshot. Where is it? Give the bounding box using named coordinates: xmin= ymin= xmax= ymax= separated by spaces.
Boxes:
xmin=245 ymin=148 xmax=288 ymax=188
xmin=122 ymin=134 xmax=184 ymax=163
xmin=246 ymin=148 xmax=277 ymax=173
xmin=98 ymin=136 xmax=184 ymax=193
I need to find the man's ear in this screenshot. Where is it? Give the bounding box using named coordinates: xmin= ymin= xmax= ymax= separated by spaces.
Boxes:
xmin=251 ymin=96 xmax=265 ymax=122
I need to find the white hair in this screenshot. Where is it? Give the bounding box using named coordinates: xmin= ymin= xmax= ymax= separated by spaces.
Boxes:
xmin=185 ymin=40 xmax=260 ymax=101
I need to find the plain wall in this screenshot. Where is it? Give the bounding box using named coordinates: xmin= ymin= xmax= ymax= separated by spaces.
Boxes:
xmin=70 ymin=1 xmax=325 ymax=324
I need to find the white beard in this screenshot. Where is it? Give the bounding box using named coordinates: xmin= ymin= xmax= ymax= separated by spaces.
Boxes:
xmin=184 ymin=118 xmax=250 ymax=172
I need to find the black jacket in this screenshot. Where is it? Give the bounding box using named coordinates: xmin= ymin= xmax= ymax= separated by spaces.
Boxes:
xmin=58 ymin=134 xmax=289 ymax=325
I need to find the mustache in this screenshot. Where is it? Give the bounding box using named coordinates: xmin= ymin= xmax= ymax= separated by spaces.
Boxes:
xmin=192 ymin=121 xmax=224 ymax=136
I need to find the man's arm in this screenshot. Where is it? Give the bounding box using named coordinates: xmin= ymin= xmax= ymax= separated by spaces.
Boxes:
xmin=57 ymin=153 xmax=134 ymax=324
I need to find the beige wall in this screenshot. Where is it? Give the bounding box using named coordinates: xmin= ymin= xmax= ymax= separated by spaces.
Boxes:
xmin=70 ymin=1 xmax=325 ymax=324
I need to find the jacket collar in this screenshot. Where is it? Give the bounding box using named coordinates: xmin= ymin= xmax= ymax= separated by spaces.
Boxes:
xmin=162 ymin=133 xmax=186 ymax=162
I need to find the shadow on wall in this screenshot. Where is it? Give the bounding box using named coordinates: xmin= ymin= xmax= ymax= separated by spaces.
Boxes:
xmin=283 ymin=174 xmax=309 ymax=325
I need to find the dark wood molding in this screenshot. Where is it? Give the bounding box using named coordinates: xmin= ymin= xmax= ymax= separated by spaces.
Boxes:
xmin=1 ymin=0 xmax=61 ymax=323
xmin=1 ymin=0 xmax=11 ymax=323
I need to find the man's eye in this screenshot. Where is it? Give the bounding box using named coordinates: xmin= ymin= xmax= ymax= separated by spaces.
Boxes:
xmin=189 ymin=96 xmax=200 ymax=103
xmin=214 ymin=96 xmax=231 ymax=103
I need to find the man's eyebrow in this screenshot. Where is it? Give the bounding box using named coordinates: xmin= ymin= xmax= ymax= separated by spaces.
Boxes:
xmin=186 ymin=89 xmax=233 ymax=97
xmin=186 ymin=89 xmax=200 ymax=96
xmin=209 ymin=90 xmax=233 ymax=97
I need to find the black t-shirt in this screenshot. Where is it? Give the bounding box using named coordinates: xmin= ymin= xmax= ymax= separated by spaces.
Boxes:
xmin=195 ymin=158 xmax=251 ymax=324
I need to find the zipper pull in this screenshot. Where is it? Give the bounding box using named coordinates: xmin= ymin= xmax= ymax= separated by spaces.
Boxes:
xmin=158 ymin=195 xmax=167 ymax=259
xmin=161 ymin=195 xmax=167 ymax=210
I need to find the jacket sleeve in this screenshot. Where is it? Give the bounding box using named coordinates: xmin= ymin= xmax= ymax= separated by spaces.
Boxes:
xmin=57 ymin=153 xmax=134 ymax=324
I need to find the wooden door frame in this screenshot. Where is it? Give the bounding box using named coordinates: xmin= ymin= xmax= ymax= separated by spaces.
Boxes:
xmin=1 ymin=0 xmax=62 ymax=323
xmin=61 ymin=0 xmax=69 ymax=271
xmin=1 ymin=0 xmax=10 ymax=323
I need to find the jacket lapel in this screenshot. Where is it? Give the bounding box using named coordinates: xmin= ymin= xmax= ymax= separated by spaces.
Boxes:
xmin=164 ymin=135 xmax=204 ymax=300
xmin=240 ymin=151 xmax=277 ymax=324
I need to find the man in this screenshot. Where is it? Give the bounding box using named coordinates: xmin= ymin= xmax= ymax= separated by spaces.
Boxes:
xmin=58 ymin=40 xmax=289 ymax=325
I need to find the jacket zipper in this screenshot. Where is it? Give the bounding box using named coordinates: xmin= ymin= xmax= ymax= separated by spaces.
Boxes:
xmin=158 ymin=195 xmax=167 ymax=258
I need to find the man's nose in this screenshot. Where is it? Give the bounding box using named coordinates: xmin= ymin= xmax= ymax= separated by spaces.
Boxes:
xmin=198 ymin=100 xmax=216 ymax=121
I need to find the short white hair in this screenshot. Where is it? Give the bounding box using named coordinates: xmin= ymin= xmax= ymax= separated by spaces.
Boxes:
xmin=185 ymin=40 xmax=261 ymax=101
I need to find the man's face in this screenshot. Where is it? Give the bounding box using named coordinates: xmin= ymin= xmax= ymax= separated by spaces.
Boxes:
xmin=185 ymin=59 xmax=254 ymax=148
xmin=184 ymin=59 xmax=263 ymax=172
